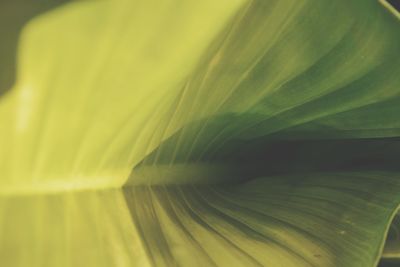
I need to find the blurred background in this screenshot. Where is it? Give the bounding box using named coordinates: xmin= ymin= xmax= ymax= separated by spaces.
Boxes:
xmin=0 ymin=0 xmax=69 ymax=96
xmin=388 ymin=0 xmax=400 ymax=10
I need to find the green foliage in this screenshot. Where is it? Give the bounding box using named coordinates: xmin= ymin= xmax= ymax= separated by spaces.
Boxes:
xmin=1 ymin=0 xmax=400 ymax=266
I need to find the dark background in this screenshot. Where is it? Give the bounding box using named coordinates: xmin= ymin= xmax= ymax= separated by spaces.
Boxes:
xmin=0 ymin=0 xmax=68 ymax=96
xmin=389 ymin=0 xmax=400 ymax=10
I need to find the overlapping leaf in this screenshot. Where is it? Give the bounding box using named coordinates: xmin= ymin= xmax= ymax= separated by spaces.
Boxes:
xmin=0 ymin=0 xmax=400 ymax=266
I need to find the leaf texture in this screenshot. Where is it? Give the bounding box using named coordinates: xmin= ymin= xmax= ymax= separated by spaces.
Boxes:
xmin=0 ymin=0 xmax=400 ymax=267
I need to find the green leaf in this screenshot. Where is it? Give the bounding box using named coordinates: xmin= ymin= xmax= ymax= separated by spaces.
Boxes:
xmin=0 ymin=0 xmax=246 ymax=192
xmin=382 ymin=211 xmax=400 ymax=263
xmin=0 ymin=0 xmax=68 ymax=95
xmin=124 ymin=172 xmax=400 ymax=267
xmin=1 ymin=0 xmax=400 ymax=267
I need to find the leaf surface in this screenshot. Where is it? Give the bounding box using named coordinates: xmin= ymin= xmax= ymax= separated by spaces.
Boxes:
xmin=0 ymin=0 xmax=400 ymax=267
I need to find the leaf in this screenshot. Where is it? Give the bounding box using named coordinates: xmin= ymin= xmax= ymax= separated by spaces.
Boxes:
xmin=0 ymin=190 xmax=152 ymax=267
xmin=124 ymin=172 xmax=400 ymax=267
xmin=0 ymin=0 xmax=246 ymax=192
xmin=0 ymin=0 xmax=68 ymax=95
xmin=1 ymin=0 xmax=400 ymax=267
xmin=381 ymin=211 xmax=400 ymax=266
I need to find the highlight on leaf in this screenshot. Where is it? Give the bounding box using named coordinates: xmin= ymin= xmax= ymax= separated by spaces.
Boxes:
xmin=0 ymin=0 xmax=400 ymax=267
